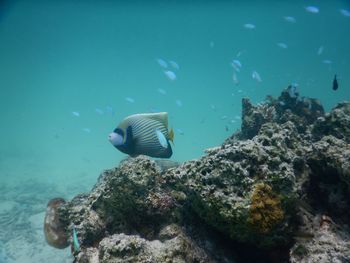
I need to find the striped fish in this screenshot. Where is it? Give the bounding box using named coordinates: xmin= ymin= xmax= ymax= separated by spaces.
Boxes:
xmin=72 ymin=227 xmax=80 ymax=252
xmin=109 ymin=112 xmax=174 ymax=158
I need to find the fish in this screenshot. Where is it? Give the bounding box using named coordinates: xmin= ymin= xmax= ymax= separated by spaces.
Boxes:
xmin=175 ymin=99 xmax=183 ymax=107
xmin=232 ymin=59 xmax=242 ymax=68
xmin=305 ymin=6 xmax=319 ymax=13
xmin=252 ymin=70 xmax=262 ymax=82
xmin=231 ymin=63 xmax=240 ymax=73
xmin=82 ymin=128 xmax=91 ymax=133
xmin=176 ymin=128 xmax=184 ymax=135
xmin=125 ymin=97 xmax=135 ymax=103
xmin=339 ymin=9 xmax=350 ymax=17
xmin=322 ymin=59 xmax=332 ymax=64
xmin=232 ymin=72 xmax=239 ymax=86
xmin=236 ymin=50 xmax=245 ymax=57
xmin=164 ymin=70 xmax=176 ymax=81
xmin=72 ymin=227 xmax=80 ymax=252
xmin=277 ymin=42 xmax=288 ymax=49
xmin=317 ymin=46 xmax=324 ymax=55
xmin=284 ymin=16 xmax=296 ymax=23
xmin=108 ymin=112 xmax=174 ymax=158
xmin=287 ymin=84 xmax=298 ymax=98
xmin=333 ymin=74 xmax=338 ymax=91
xmin=105 ymin=106 xmax=114 ymax=115
xmin=244 ymin=23 xmax=256 ymax=29
xmin=157 ymin=88 xmax=167 ymax=95
xmin=231 ymin=60 xmax=242 ymax=73
xmin=169 ymin=60 xmax=179 ymax=70
xmin=95 ymin=108 xmax=104 ymax=115
xmin=210 ymin=41 xmax=215 ymax=48
xmin=72 ymin=111 xmax=80 ymax=117
xmin=156 ymin=58 xmax=168 ymax=68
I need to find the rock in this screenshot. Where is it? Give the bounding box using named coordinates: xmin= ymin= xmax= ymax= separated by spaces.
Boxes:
xmin=44 ymin=198 xmax=69 ymax=249
xmin=46 ymin=87 xmax=350 ymax=262
xmin=290 ymin=209 xmax=350 ymax=263
xmin=313 ymin=102 xmax=350 ymax=143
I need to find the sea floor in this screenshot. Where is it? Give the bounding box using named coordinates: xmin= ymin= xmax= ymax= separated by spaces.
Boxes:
xmin=0 ymin=178 xmax=82 ymax=263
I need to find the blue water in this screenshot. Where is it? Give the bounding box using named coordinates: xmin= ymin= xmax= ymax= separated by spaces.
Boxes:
xmin=0 ymin=1 xmax=349 ymax=262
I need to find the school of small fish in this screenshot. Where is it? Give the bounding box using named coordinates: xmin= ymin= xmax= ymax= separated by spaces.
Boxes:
xmin=68 ymin=4 xmax=347 ymax=141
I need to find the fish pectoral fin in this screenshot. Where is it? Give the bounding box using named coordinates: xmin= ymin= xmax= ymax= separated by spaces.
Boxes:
xmin=168 ymin=128 xmax=174 ymax=146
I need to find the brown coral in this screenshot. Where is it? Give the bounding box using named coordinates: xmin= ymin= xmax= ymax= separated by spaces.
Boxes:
xmin=247 ymin=183 xmax=284 ymax=234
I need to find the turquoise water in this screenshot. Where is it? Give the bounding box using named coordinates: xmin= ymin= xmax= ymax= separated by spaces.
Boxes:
xmin=0 ymin=1 xmax=349 ymax=262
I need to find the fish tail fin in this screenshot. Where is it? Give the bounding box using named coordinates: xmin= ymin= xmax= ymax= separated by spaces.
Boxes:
xmin=168 ymin=128 xmax=174 ymax=145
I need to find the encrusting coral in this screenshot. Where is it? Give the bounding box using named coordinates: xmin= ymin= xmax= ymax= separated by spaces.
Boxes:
xmin=247 ymin=183 xmax=284 ymax=234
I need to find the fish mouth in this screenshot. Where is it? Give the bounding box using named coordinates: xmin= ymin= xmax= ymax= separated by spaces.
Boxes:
xmin=108 ymin=133 xmax=116 ymax=143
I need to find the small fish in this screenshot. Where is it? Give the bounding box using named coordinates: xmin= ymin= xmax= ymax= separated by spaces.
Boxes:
xmin=232 ymin=59 xmax=242 ymax=68
xmin=317 ymin=46 xmax=324 ymax=55
xmin=210 ymin=104 xmax=216 ymax=111
xmin=82 ymin=128 xmax=91 ymax=133
xmin=72 ymin=111 xmax=80 ymax=117
xmin=175 ymin=99 xmax=183 ymax=107
xmin=244 ymin=23 xmax=256 ymax=29
xmin=230 ymin=119 xmax=236 ymax=124
xmin=340 ymin=9 xmax=350 ymax=17
xmin=148 ymin=107 xmax=160 ymax=113
xmin=108 ymin=112 xmax=174 ymax=158
xmin=231 ymin=63 xmax=240 ymax=73
xmin=176 ymin=128 xmax=184 ymax=135
xmin=164 ymin=70 xmax=176 ymax=81
xmin=157 ymin=88 xmax=167 ymax=95
xmin=95 ymin=108 xmax=104 ymax=115
xmin=236 ymin=50 xmax=245 ymax=57
xmin=322 ymin=59 xmax=332 ymax=64
xmin=333 ymin=74 xmax=338 ymax=91
xmin=155 ymin=129 xmax=168 ymax=148
xmin=125 ymin=97 xmax=135 ymax=103
xmin=284 ymin=16 xmax=296 ymax=23
xmin=287 ymin=84 xmax=298 ymax=98
xmin=220 ymin=115 xmax=228 ymax=120
xmin=72 ymin=228 xmax=80 ymax=252
xmin=156 ymin=58 xmax=168 ymax=68
xmin=277 ymin=42 xmax=288 ymax=49
xmin=305 ymin=6 xmax=319 ymax=13
xmin=252 ymin=70 xmax=262 ymax=82
xmin=234 ymin=115 xmax=240 ymax=120
xmin=232 ymin=72 xmax=239 ymax=86
xmin=225 ymin=125 xmax=229 ymax=132
xmin=209 ymin=41 xmax=215 ymax=48
xmin=105 ymin=106 xmax=114 ymax=115
xmin=169 ymin=60 xmax=179 ymax=70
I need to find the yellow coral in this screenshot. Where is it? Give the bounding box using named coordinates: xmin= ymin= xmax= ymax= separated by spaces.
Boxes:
xmin=247 ymin=183 xmax=284 ymax=234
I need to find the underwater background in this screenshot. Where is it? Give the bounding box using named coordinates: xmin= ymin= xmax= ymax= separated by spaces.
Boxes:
xmin=0 ymin=0 xmax=349 ymax=262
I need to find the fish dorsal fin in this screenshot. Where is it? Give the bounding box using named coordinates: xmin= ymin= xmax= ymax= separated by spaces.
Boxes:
xmin=131 ymin=112 xmax=169 ymax=129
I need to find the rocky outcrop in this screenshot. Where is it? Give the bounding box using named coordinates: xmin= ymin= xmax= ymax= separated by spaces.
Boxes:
xmin=45 ymin=86 xmax=350 ymax=262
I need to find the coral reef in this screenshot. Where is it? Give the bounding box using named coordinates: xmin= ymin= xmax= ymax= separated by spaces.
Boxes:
xmin=45 ymin=86 xmax=350 ymax=262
